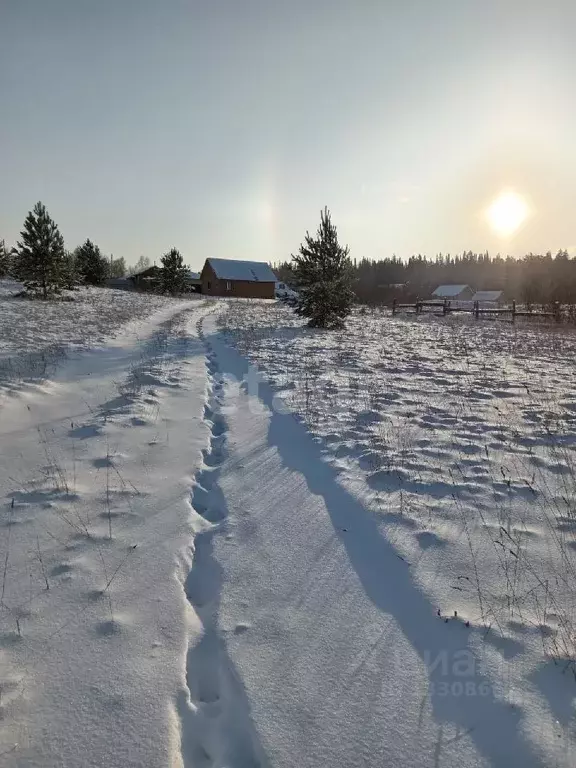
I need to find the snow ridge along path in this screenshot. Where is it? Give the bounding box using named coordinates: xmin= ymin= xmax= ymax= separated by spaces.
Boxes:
xmin=178 ymin=312 xmax=269 ymax=768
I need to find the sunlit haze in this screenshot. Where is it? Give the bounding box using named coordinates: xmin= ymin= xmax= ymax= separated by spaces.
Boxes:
xmin=1 ymin=1 xmax=576 ymax=268
xmin=486 ymin=191 xmax=530 ymax=238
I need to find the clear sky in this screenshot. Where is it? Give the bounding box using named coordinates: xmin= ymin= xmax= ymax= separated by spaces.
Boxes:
xmin=1 ymin=1 xmax=575 ymax=269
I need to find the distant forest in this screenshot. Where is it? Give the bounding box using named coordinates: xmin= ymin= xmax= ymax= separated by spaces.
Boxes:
xmin=276 ymin=250 xmax=576 ymax=307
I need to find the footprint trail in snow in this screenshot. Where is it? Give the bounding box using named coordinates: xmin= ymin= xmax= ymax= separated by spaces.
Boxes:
xmin=179 ymin=315 xmax=268 ymax=768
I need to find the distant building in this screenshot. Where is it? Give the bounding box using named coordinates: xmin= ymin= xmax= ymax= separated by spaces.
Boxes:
xmin=200 ymin=258 xmax=276 ymax=299
xmin=123 ymin=266 xmax=202 ymax=294
xmin=471 ymin=290 xmax=504 ymax=306
xmin=432 ymin=284 xmax=474 ymax=301
xmin=128 ymin=265 xmax=162 ymax=292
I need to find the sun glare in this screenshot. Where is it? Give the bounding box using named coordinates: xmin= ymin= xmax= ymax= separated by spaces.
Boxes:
xmin=486 ymin=191 xmax=529 ymax=237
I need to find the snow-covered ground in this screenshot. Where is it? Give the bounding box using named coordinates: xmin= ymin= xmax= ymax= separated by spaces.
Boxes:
xmin=2 ymin=288 xmax=576 ymax=766
xmin=215 ymin=300 xmax=576 ymax=766
xmin=0 ymin=288 xmax=211 ymax=766
xmin=0 ymin=280 xmax=185 ymax=398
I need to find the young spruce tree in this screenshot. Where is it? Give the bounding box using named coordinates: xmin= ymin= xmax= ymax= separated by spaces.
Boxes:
xmin=161 ymin=248 xmax=188 ymax=295
xmin=75 ymin=239 xmax=109 ymax=286
xmin=292 ymin=207 xmax=354 ymax=328
xmin=16 ymin=202 xmax=66 ymax=299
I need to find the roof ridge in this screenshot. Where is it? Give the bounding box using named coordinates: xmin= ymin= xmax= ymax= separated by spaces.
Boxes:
xmin=209 ymin=257 xmax=265 ymax=264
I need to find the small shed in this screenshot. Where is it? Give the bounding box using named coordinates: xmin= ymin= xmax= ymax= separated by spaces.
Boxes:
xmin=201 ymin=258 xmax=276 ymax=298
xmin=471 ymin=290 xmax=504 ymax=306
xmin=432 ymin=284 xmax=474 ymax=301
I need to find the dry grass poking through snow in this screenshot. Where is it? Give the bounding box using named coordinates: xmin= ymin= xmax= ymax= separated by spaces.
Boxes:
xmin=220 ymin=300 xmax=576 ymax=672
xmin=0 ymin=314 xmax=188 ymax=641
xmin=0 ymin=302 xmax=211 ymax=763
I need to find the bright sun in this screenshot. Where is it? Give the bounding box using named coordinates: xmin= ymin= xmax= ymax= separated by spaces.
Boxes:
xmin=486 ymin=191 xmax=529 ymax=237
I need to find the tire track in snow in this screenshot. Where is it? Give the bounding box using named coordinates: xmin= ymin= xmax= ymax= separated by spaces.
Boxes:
xmin=178 ymin=313 xmax=269 ymax=768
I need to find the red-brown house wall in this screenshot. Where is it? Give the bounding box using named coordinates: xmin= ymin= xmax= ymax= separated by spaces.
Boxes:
xmin=200 ymin=263 xmax=275 ymax=299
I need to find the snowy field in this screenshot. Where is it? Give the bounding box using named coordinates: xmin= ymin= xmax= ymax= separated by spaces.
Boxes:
xmin=0 ymin=287 xmax=211 ymax=766
xmin=0 ymin=280 xmax=187 ymax=397
xmin=218 ymin=300 xmax=576 ymax=765
xmin=2 ymin=286 xmax=576 ymax=767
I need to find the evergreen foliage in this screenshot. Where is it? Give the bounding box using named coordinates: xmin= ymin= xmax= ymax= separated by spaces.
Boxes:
xmin=160 ymin=248 xmax=188 ymax=295
xmin=277 ymin=249 xmax=576 ymax=307
xmin=292 ymin=207 xmax=354 ymax=328
xmin=62 ymin=250 xmax=80 ymax=290
xmin=0 ymin=239 xmax=9 ymax=278
xmin=75 ymin=239 xmax=109 ymax=286
xmin=16 ymin=202 xmax=66 ymax=299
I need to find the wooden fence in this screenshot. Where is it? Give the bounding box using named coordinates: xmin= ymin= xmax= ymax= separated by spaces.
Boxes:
xmin=392 ymin=299 xmax=563 ymax=323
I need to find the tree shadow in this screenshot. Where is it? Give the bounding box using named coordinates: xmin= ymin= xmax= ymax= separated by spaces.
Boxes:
xmin=209 ymin=329 xmax=545 ymax=768
xmin=530 ymin=660 xmax=576 ymax=727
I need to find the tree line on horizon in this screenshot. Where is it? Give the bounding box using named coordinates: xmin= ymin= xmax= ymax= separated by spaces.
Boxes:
xmin=0 ymin=202 xmax=189 ymax=298
xmin=5 ymin=200 xmax=575 ymax=321
xmin=276 ymin=249 xmax=576 ymax=308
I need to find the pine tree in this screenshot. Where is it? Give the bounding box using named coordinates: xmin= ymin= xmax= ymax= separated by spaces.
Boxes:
xmin=75 ymin=239 xmax=109 ymax=286
xmin=160 ymin=248 xmax=188 ymax=295
xmin=292 ymin=207 xmax=354 ymax=328
xmin=16 ymin=202 xmax=66 ymax=299
xmin=0 ymin=239 xmax=9 ymax=278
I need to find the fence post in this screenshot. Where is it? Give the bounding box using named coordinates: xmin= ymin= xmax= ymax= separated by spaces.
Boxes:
xmin=392 ymin=298 xmax=397 ymax=316
xmin=474 ymin=300 xmax=479 ymax=319
xmin=443 ymin=298 xmax=448 ymax=316
xmin=554 ymin=301 xmax=561 ymax=323
xmin=416 ymin=297 xmax=420 ymax=315
xmin=512 ymin=299 xmax=516 ymax=324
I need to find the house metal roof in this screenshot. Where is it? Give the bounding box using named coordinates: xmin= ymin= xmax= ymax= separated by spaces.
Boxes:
xmin=432 ymin=284 xmax=471 ymax=298
xmin=206 ymin=258 xmax=277 ymax=283
xmin=471 ymin=290 xmax=503 ymax=302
